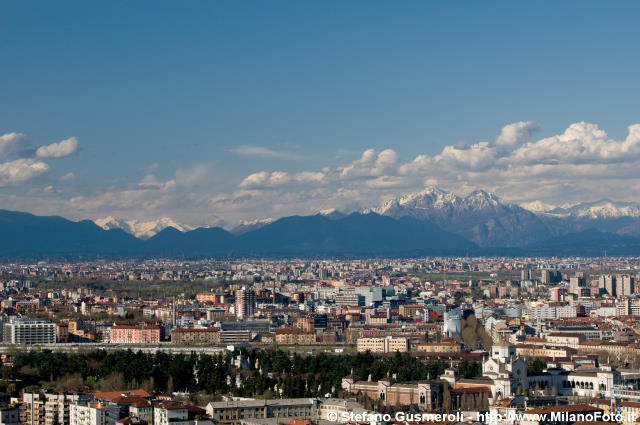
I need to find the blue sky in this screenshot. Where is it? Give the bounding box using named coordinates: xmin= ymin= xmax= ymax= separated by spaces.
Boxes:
xmin=2 ymin=1 xmax=640 ymax=227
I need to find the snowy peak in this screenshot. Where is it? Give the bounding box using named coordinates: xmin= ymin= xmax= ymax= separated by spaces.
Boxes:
xmin=368 ymin=186 xmax=547 ymax=247
xmin=373 ymin=186 xmax=517 ymax=218
xmin=544 ymin=199 xmax=640 ymax=219
xmin=230 ymin=217 xmax=277 ymax=235
xmin=460 ymin=189 xmax=506 ymax=210
xmin=94 ymin=216 xmax=194 ymax=239
xmin=373 ymin=186 xmax=460 ymax=216
xmin=520 ymin=200 xmax=557 ymax=213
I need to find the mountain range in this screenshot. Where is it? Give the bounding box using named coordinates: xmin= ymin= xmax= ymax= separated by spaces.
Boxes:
xmin=4 ymin=187 xmax=640 ymax=258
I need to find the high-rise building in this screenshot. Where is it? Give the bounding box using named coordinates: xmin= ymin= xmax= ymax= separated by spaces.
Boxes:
xmin=599 ymin=275 xmax=616 ymax=297
xmin=541 ymin=270 xmax=562 ymax=284
xmin=569 ymin=276 xmax=586 ymax=295
xmin=617 ymin=275 xmax=635 ymax=297
xmin=235 ymin=287 xmax=256 ymax=319
xmin=521 ymin=269 xmax=533 ymax=281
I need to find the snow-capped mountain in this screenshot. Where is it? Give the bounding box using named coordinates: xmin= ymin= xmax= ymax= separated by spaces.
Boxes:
xmin=94 ymin=216 xmax=194 ymax=239
xmin=545 ymin=200 xmax=640 ymax=219
xmin=230 ymin=217 xmax=277 ymax=235
xmin=369 ymin=187 xmax=551 ymax=247
xmin=522 ymin=198 xmax=640 ymax=219
xmin=520 ymin=200 xmax=557 ymax=213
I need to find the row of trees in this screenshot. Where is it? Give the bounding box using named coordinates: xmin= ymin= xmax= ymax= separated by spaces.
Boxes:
xmin=1 ymin=349 xmax=455 ymax=400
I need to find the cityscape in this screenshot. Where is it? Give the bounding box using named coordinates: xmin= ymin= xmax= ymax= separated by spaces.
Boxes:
xmin=2 ymin=258 xmax=640 ymax=425
xmin=3 ymin=2 xmax=640 ymax=425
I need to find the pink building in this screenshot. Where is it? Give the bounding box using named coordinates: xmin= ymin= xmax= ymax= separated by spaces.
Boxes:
xmin=109 ymin=325 xmax=163 ymax=344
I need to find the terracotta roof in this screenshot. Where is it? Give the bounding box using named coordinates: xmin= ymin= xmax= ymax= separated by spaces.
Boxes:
xmin=92 ymin=389 xmax=151 ymax=400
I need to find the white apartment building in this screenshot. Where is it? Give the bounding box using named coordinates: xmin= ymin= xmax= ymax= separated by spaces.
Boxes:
xmin=525 ymin=304 xmax=577 ymax=320
xmin=70 ymin=403 xmax=107 ymax=425
xmin=153 ymin=404 xmax=190 ymax=425
xmin=3 ymin=317 xmax=56 ymax=344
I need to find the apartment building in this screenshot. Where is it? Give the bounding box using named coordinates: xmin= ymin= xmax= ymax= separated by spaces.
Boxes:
xmin=106 ymin=396 xmax=153 ymax=425
xmin=205 ymin=399 xmax=315 ymax=425
xmin=235 ymin=288 xmax=256 ymax=319
xmin=69 ymin=402 xmax=107 ymax=425
xmin=275 ymin=329 xmax=316 ymax=345
xmin=153 ymin=404 xmax=189 ymax=425
xmin=3 ymin=317 xmax=56 ymax=344
xmin=109 ymin=325 xmax=163 ymax=344
xmin=171 ymin=329 xmax=220 ymax=345
xmin=525 ymin=304 xmax=577 ymax=320
xmin=153 ymin=403 xmax=207 ymax=425
xmin=23 ymin=392 xmax=94 ymax=425
xmin=356 ymin=336 xmax=409 ymax=353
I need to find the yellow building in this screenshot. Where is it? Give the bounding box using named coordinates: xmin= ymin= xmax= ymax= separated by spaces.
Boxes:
xmin=356 ymin=336 xmax=409 ymax=353
xmin=275 ymin=329 xmax=316 ymax=345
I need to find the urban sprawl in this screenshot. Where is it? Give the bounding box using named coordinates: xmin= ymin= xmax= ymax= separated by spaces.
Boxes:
xmin=2 ymin=257 xmax=640 ymax=425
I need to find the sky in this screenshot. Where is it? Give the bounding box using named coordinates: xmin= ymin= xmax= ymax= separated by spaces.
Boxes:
xmin=1 ymin=1 xmax=640 ymax=228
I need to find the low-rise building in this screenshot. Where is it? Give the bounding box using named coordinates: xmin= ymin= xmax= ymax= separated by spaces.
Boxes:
xmin=171 ymin=329 xmax=220 ymax=345
xmin=109 ymin=325 xmax=163 ymax=344
xmin=356 ymin=336 xmax=409 ymax=353
xmin=206 ymin=399 xmax=315 ymax=425
xmin=275 ymin=329 xmax=316 ymax=345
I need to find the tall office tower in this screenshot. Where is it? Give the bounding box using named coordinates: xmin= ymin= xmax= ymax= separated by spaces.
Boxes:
xmin=617 ymin=275 xmax=635 ymax=297
xmin=235 ymin=287 xmax=256 ymax=319
xmin=598 ymin=275 xmax=616 ymax=297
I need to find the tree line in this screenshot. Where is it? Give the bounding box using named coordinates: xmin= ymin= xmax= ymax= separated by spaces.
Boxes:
xmin=0 ymin=349 xmax=461 ymax=401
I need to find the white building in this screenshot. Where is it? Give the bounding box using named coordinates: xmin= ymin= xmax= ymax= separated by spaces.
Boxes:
xmin=153 ymin=404 xmax=190 ymax=425
xmin=70 ymin=403 xmax=108 ymax=425
xmin=3 ymin=317 xmax=56 ymax=344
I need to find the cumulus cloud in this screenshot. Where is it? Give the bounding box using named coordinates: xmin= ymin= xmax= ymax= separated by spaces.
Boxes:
xmin=0 ymin=132 xmax=28 ymax=159
xmin=509 ymin=122 xmax=640 ymax=164
xmin=494 ymin=121 xmax=540 ymax=148
xmin=339 ymin=148 xmax=399 ymax=178
xmin=36 ymin=136 xmax=78 ymax=158
xmin=8 ymin=121 xmax=640 ymax=227
xmin=229 ymin=121 xmax=640 ymax=221
xmin=0 ymin=158 xmax=50 ymax=186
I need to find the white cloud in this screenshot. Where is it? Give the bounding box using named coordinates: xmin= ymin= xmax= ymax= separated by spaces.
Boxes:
xmin=433 ymin=141 xmax=496 ymax=171
xmin=338 ymin=148 xmax=399 ymax=178
xmin=509 ymin=122 xmax=640 ymax=164
xmin=36 ymin=136 xmax=78 ymax=158
xmin=9 ymin=121 xmax=640 ymax=228
xmin=228 ymin=121 xmax=640 ymax=222
xmin=229 ymin=145 xmax=303 ymax=160
xmin=0 ymin=158 xmax=50 ymax=186
xmin=494 ymin=121 xmax=540 ymax=148
xmin=0 ymin=132 xmax=28 ymax=159
xmin=59 ymin=172 xmax=76 ymax=181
